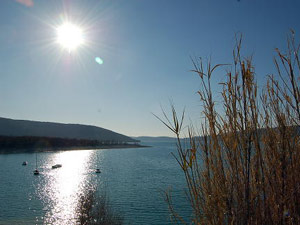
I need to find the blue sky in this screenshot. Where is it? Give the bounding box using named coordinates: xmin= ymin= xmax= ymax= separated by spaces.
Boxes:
xmin=0 ymin=0 xmax=299 ymax=137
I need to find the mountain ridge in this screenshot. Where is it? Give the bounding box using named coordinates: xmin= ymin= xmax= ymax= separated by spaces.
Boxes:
xmin=0 ymin=117 xmax=138 ymax=143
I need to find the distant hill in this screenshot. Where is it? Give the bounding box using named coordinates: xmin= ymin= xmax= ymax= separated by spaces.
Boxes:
xmin=137 ymin=126 xmax=300 ymax=144
xmin=0 ymin=117 xmax=138 ymax=143
xmin=135 ymin=136 xmax=177 ymax=143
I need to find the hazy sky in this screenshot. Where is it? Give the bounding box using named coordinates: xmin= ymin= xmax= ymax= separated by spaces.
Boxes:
xmin=0 ymin=0 xmax=299 ymax=137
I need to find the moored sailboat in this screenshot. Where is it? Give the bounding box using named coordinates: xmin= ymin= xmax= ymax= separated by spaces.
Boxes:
xmin=95 ymin=152 xmax=101 ymax=173
xmin=33 ymin=154 xmax=39 ymax=175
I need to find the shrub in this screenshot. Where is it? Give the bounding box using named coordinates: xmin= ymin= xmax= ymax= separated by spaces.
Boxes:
xmin=159 ymin=32 xmax=300 ymax=224
xmin=77 ymin=189 xmax=123 ymax=225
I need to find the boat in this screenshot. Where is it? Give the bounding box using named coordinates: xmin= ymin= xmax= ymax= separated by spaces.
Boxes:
xmin=95 ymin=153 xmax=101 ymax=173
xmin=52 ymin=164 xmax=62 ymax=169
xmin=22 ymin=161 xmax=28 ymax=166
xmin=33 ymin=154 xmax=39 ymax=175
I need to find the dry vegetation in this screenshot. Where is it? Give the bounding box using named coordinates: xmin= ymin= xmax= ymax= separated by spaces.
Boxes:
xmin=77 ymin=189 xmax=123 ymax=225
xmin=159 ymin=32 xmax=300 ymax=224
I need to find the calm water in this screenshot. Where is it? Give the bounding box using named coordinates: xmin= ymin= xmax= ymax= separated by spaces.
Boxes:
xmin=0 ymin=142 xmax=191 ymax=224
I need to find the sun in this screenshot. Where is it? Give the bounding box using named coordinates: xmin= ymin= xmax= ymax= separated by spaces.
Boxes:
xmin=56 ymin=23 xmax=84 ymax=51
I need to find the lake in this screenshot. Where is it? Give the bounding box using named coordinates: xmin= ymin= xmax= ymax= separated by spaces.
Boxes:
xmin=0 ymin=142 xmax=191 ymax=224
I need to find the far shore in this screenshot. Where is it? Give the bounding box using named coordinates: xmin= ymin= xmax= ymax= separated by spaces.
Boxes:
xmin=0 ymin=144 xmax=151 ymax=154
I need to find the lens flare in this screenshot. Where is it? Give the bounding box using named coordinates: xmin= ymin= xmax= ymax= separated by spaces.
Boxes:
xmin=95 ymin=57 xmax=103 ymax=65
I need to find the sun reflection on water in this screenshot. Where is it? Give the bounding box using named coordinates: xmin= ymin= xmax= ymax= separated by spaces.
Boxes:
xmin=37 ymin=150 xmax=95 ymax=224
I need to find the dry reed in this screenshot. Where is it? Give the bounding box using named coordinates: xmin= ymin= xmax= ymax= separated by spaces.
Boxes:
xmin=159 ymin=32 xmax=300 ymax=224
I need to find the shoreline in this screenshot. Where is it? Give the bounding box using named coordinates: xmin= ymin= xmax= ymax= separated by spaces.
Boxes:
xmin=0 ymin=144 xmax=151 ymax=154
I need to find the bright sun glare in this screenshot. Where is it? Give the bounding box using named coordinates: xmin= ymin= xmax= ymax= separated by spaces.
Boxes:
xmin=56 ymin=23 xmax=83 ymax=51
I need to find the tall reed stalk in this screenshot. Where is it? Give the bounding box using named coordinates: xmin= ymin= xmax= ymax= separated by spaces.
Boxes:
xmin=159 ymin=32 xmax=300 ymax=224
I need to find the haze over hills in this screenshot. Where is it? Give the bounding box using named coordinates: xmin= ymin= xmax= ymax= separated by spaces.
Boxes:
xmin=0 ymin=117 xmax=138 ymax=143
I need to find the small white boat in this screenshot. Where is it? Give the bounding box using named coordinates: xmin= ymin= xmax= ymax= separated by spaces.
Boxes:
xmin=52 ymin=164 xmax=62 ymax=169
xmin=22 ymin=161 xmax=28 ymax=166
xmin=33 ymin=169 xmax=39 ymax=175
